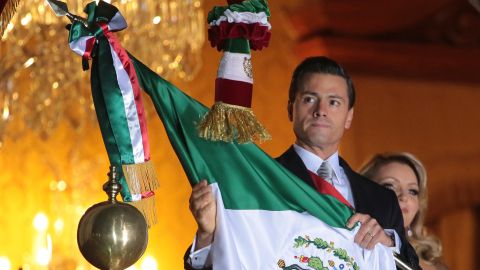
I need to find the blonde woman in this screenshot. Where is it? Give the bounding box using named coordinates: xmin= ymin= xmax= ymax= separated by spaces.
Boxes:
xmin=360 ymin=152 xmax=448 ymax=270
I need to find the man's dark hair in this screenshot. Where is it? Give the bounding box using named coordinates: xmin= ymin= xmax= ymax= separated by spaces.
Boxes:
xmin=288 ymin=56 xmax=356 ymax=109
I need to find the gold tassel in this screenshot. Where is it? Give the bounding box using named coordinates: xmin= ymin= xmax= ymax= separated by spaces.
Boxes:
xmin=128 ymin=195 xmax=157 ymax=227
xmin=122 ymin=160 xmax=159 ymax=195
xmin=0 ymin=0 xmax=20 ymax=37
xmin=123 ymin=161 xmax=159 ymax=227
xmin=197 ymin=102 xmax=271 ymax=144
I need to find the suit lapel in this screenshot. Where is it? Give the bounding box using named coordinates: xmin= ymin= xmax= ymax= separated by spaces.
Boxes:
xmin=275 ymin=146 xmax=316 ymax=189
xmin=339 ymin=157 xmax=364 ymax=212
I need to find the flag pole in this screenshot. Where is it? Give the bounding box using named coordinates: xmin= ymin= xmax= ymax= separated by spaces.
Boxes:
xmin=394 ymin=253 xmax=415 ymax=270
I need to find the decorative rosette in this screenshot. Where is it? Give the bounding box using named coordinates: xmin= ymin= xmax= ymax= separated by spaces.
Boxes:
xmin=67 ymin=1 xmax=159 ymax=226
xmin=197 ymin=0 xmax=272 ymax=144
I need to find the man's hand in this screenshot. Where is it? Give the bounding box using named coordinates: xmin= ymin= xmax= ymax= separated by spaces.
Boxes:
xmin=189 ymin=180 xmax=217 ymax=251
xmin=347 ymin=213 xmax=394 ymax=250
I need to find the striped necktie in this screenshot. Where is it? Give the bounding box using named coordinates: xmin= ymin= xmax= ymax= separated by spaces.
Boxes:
xmin=317 ymin=160 xmax=334 ymax=185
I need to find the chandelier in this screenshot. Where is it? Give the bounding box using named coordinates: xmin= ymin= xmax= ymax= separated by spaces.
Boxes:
xmin=0 ymin=0 xmax=204 ymax=144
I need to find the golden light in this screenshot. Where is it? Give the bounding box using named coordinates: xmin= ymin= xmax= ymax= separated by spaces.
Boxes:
xmin=33 ymin=212 xmax=49 ymax=232
xmin=0 ymin=256 xmax=11 ymax=270
xmin=44 ymin=98 xmax=52 ymax=107
xmin=22 ymin=57 xmax=35 ymax=68
xmin=34 ymin=234 xmax=52 ymax=266
xmin=152 ymin=16 xmax=161 ymax=25
xmin=1 ymin=103 xmax=9 ymax=120
xmin=54 ymin=218 xmax=64 ymax=233
xmin=1 ymin=0 xmax=204 ymax=144
xmin=140 ymin=255 xmax=157 ymax=270
xmin=37 ymin=3 xmax=45 ymax=14
xmin=20 ymin=13 xmax=32 ymax=26
xmin=35 ymin=249 xmax=50 ymax=266
xmin=6 ymin=22 xmax=13 ymax=32
xmin=57 ymin=180 xmax=67 ymax=191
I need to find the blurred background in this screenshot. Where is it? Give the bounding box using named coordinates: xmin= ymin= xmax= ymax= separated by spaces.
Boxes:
xmin=0 ymin=0 xmax=479 ymax=269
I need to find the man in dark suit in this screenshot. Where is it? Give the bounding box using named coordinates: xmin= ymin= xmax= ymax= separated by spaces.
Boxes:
xmin=185 ymin=56 xmax=421 ymax=269
xmin=276 ymin=147 xmax=419 ymax=268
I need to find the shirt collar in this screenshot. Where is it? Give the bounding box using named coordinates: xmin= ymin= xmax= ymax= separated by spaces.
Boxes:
xmin=293 ymin=144 xmax=342 ymax=184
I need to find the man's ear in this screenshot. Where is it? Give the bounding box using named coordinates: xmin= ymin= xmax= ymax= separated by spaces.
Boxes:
xmin=345 ymin=108 xmax=354 ymax=129
xmin=287 ymin=101 xmax=293 ymax=121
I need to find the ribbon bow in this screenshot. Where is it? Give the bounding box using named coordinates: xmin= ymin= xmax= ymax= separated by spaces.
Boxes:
xmin=68 ymin=1 xmax=127 ymax=69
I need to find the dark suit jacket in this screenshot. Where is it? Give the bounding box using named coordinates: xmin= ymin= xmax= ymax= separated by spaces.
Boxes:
xmin=276 ymin=146 xmax=421 ymax=269
xmin=184 ymin=146 xmax=421 ymax=270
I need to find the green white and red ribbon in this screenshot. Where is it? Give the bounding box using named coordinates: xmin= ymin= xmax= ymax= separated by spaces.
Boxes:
xmin=67 ymin=1 xmax=158 ymax=226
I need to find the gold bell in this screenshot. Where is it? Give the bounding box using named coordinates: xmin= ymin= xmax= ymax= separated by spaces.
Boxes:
xmin=77 ymin=166 xmax=148 ymax=269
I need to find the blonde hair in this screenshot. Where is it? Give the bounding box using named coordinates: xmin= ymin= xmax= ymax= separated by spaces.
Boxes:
xmin=360 ymin=152 xmax=443 ymax=264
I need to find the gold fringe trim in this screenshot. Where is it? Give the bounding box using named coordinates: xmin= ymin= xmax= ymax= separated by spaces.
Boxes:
xmin=197 ymin=102 xmax=271 ymax=144
xmin=122 ymin=160 xmax=159 ymax=195
xmin=128 ymin=195 xmax=157 ymax=228
xmin=1 ymin=0 xmax=20 ymax=37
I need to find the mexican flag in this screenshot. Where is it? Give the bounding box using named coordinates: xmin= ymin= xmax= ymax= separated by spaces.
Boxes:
xmin=131 ymin=58 xmax=396 ymax=270
xmin=66 ymin=2 xmax=396 ymax=268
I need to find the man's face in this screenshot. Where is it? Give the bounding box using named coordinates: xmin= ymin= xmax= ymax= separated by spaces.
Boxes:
xmin=288 ymin=73 xmax=354 ymax=156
